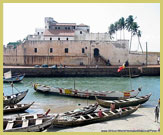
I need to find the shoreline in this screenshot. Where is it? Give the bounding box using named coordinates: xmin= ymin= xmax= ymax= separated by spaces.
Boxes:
xmin=3 ymin=65 xmax=160 ymax=77
xmin=3 ymin=103 xmax=160 ymax=132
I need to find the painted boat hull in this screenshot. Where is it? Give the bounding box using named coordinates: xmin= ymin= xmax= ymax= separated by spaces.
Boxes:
xmin=3 ymin=117 xmax=55 ymax=132
xmin=3 ymin=90 xmax=28 ymax=106
xmin=3 ymin=74 xmax=25 ymax=83
xmin=96 ymin=94 xmax=151 ymax=108
xmin=4 ymin=102 xmax=34 ymax=114
xmin=33 ymin=83 xmax=141 ymax=100
xmin=53 ymin=105 xmax=140 ymax=127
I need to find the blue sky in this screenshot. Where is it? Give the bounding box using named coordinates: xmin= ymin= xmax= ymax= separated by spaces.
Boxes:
xmin=3 ymin=3 xmax=160 ymax=52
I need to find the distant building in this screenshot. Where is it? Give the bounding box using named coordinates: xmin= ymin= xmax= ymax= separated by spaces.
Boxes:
xmin=3 ymin=17 xmax=159 ymax=66
xmin=27 ymin=17 xmax=110 ymax=41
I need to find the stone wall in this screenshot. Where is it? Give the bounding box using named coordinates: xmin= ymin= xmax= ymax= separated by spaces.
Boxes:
xmin=3 ymin=66 xmax=160 ymax=77
xmin=3 ymin=40 xmax=159 ymax=66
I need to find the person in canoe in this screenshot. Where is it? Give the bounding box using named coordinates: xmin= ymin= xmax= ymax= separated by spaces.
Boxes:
xmin=98 ymin=109 xmax=103 ymax=118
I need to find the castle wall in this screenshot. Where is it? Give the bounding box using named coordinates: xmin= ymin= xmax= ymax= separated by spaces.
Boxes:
xmin=3 ymin=40 xmax=159 ymax=66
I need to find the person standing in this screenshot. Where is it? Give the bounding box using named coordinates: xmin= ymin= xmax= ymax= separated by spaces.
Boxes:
xmin=98 ymin=109 xmax=103 ymax=118
xmin=154 ymin=105 xmax=159 ymax=123
xmin=158 ymin=98 xmax=160 ymax=108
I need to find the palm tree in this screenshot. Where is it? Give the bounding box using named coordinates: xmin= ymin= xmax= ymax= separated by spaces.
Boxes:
xmin=137 ymin=30 xmax=143 ymax=53
xmin=109 ymin=24 xmax=115 ymax=40
xmin=129 ymin=22 xmax=139 ymax=52
xmin=125 ymin=15 xmax=134 ymax=32
xmin=118 ymin=17 xmax=125 ymax=40
xmin=114 ymin=21 xmax=119 ymax=40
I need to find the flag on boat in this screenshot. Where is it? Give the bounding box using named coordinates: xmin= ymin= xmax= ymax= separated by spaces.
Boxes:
xmin=117 ymin=61 xmax=129 ymax=72
xmin=4 ymin=71 xmax=12 ymax=79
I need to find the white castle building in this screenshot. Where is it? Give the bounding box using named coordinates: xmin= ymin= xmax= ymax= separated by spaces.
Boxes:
xmin=27 ymin=17 xmax=110 ymax=41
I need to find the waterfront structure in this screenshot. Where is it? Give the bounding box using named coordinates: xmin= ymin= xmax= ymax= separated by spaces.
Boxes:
xmin=3 ymin=17 xmax=159 ymax=66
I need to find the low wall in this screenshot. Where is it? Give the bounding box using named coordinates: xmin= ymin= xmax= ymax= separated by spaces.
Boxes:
xmin=3 ymin=66 xmax=160 ymax=77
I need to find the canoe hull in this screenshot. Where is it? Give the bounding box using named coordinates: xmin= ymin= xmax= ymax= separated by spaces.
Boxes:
xmin=96 ymin=94 xmax=151 ymax=108
xmin=4 ymin=118 xmax=54 ymax=132
xmin=34 ymin=83 xmax=141 ymax=100
xmin=53 ymin=105 xmax=139 ymax=127
xmin=3 ymin=74 xmax=25 ymax=83
xmin=4 ymin=102 xmax=34 ymax=114
xmin=3 ymin=90 xmax=28 ymax=106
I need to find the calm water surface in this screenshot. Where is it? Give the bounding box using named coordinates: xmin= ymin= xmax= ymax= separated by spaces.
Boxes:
xmin=3 ymin=76 xmax=160 ymax=109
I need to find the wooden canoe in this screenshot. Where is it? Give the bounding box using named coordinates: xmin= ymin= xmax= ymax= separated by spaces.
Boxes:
xmin=3 ymin=73 xmax=25 ymax=83
xmin=3 ymin=90 xmax=28 ymax=106
xmin=63 ymin=103 xmax=98 ymax=116
xmin=95 ymin=94 xmax=151 ymax=108
xmin=3 ymin=116 xmax=55 ymax=132
xmin=33 ymin=83 xmax=141 ymax=100
xmin=4 ymin=102 xmax=34 ymax=114
xmin=53 ymin=105 xmax=140 ymax=127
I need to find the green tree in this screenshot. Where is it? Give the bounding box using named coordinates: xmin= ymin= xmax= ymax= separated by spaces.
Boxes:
xmin=109 ymin=24 xmax=115 ymax=39
xmin=137 ymin=30 xmax=143 ymax=53
xmin=118 ymin=17 xmax=125 ymax=40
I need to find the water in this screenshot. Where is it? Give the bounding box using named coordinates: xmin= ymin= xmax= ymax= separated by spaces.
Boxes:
xmin=3 ymin=76 xmax=160 ymax=110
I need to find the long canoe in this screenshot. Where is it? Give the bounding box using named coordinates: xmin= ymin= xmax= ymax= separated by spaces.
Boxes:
xmin=95 ymin=94 xmax=151 ymax=108
xmin=4 ymin=102 xmax=34 ymax=114
xmin=33 ymin=83 xmax=141 ymax=100
xmin=62 ymin=103 xmax=98 ymax=116
xmin=3 ymin=116 xmax=55 ymax=132
xmin=3 ymin=90 xmax=28 ymax=106
xmin=53 ymin=105 xmax=140 ymax=127
xmin=3 ymin=73 xmax=25 ymax=83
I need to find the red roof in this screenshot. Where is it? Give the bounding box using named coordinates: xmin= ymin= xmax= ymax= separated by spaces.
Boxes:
xmin=51 ymin=23 xmax=76 ymax=26
xmin=44 ymin=29 xmax=75 ymax=37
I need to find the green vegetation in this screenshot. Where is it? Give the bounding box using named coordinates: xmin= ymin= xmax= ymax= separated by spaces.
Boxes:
xmin=109 ymin=15 xmax=143 ymax=53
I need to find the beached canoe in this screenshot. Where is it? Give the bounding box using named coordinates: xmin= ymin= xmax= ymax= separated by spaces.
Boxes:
xmin=3 ymin=90 xmax=28 ymax=106
xmin=53 ymin=105 xmax=140 ymax=127
xmin=33 ymin=83 xmax=141 ymax=100
xmin=95 ymin=94 xmax=151 ymax=108
xmin=3 ymin=116 xmax=55 ymax=132
xmin=3 ymin=73 xmax=25 ymax=83
xmin=4 ymin=102 xmax=34 ymax=114
xmin=63 ymin=103 xmax=98 ymax=117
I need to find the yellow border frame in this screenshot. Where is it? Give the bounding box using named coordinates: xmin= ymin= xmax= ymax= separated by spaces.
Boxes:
xmin=0 ymin=1 xmax=161 ymax=135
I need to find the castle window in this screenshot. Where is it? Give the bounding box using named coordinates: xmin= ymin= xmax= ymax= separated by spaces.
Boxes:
xmin=85 ymin=47 xmax=87 ymax=49
xmin=68 ymin=27 xmax=70 ymax=30
xmin=87 ymin=29 xmax=89 ymax=32
xmin=34 ymin=48 xmax=37 ymax=53
xmin=37 ymin=32 xmax=39 ymax=35
xmin=66 ymin=38 xmax=69 ymax=40
xmin=80 ymin=31 xmax=82 ymax=34
xmin=82 ymin=48 xmax=85 ymax=53
xmin=58 ymin=27 xmax=60 ymax=29
xmin=65 ymin=48 xmax=68 ymax=53
xmin=65 ymin=27 xmax=67 ymax=30
xmin=58 ymin=38 xmax=60 ymax=40
xmin=73 ymin=26 xmax=75 ymax=29
xmin=50 ymin=37 xmax=52 ymax=40
xmin=55 ymin=27 xmax=57 ymax=29
xmin=50 ymin=48 xmax=53 ymax=53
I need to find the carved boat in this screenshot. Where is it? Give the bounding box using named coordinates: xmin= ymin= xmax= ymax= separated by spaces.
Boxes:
xmin=3 ymin=90 xmax=28 ymax=106
xmin=4 ymin=102 xmax=34 ymax=114
xmin=62 ymin=103 xmax=98 ymax=116
xmin=96 ymin=94 xmax=151 ymax=108
xmin=3 ymin=116 xmax=55 ymax=132
xmin=53 ymin=105 xmax=140 ymax=127
xmin=33 ymin=83 xmax=141 ymax=100
xmin=3 ymin=73 xmax=25 ymax=83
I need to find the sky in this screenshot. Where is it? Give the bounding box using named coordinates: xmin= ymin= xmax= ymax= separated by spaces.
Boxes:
xmin=3 ymin=3 xmax=160 ymax=52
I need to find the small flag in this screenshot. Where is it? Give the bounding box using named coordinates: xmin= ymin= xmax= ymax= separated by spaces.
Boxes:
xmin=117 ymin=61 xmax=129 ymax=72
